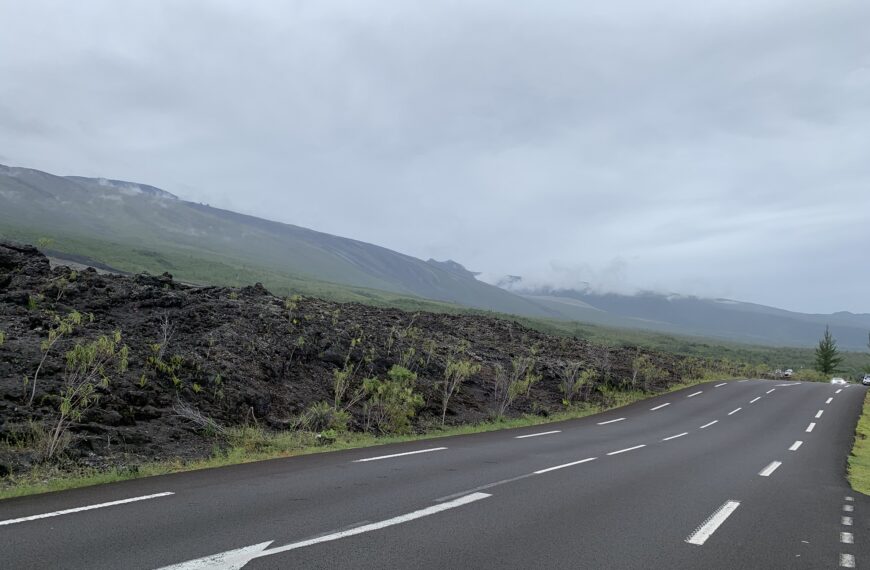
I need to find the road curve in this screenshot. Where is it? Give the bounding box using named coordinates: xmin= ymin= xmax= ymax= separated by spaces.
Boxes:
xmin=0 ymin=379 xmax=867 ymax=569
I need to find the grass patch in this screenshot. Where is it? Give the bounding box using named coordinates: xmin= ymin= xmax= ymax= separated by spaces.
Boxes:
xmin=0 ymin=377 xmax=718 ymax=500
xmin=848 ymin=389 xmax=870 ymax=495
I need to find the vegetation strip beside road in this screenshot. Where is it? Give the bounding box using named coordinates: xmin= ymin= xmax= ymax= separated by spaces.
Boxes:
xmin=848 ymin=389 xmax=870 ymax=495
xmin=0 ymin=379 xmax=714 ymax=500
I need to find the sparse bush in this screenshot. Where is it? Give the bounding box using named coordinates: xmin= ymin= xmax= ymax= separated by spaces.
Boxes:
xmin=173 ymin=400 xmax=225 ymax=437
xmin=0 ymin=330 xmax=5 ymax=346
xmin=27 ymin=310 xmax=85 ymax=406
xmin=45 ymin=331 xmax=129 ymax=460
xmin=558 ymin=361 xmax=595 ymax=405
xmin=225 ymin=425 xmax=268 ymax=453
xmin=631 ymin=353 xmax=665 ymax=391
xmin=301 ymin=401 xmax=350 ymax=433
xmin=439 ymin=355 xmax=480 ymax=426
xmin=363 ymin=365 xmax=423 ymax=434
xmin=492 ymin=356 xmax=537 ymax=418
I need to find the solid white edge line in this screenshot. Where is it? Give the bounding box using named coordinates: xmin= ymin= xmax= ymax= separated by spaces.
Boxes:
xmin=515 ymin=430 xmax=561 ymax=439
xmin=750 ymin=397 xmax=761 ymax=404
xmin=840 ymin=553 xmax=856 ymax=568
xmin=758 ymin=461 xmax=782 ymax=477
xmin=685 ymin=500 xmax=741 ymax=545
xmin=353 ymin=447 xmax=447 ymax=463
xmin=827 ymin=397 xmax=834 ymax=404
xmin=534 ymin=457 xmax=597 ymax=474
xmin=789 ymin=441 xmax=803 ymax=451
xmin=806 ymin=422 xmax=816 ymax=433
xmin=597 ymin=418 xmax=626 ymax=425
xmin=815 ymin=410 xmax=824 ymax=419
xmin=662 ymin=432 xmax=689 ymax=441
xmin=687 ymin=391 xmax=703 ymax=398
xmin=607 ymin=444 xmax=646 ymax=456
xmin=714 ymin=383 xmax=727 ymax=387
xmin=0 ymin=492 xmax=175 ymax=527
xmin=728 ymin=408 xmax=741 ymax=416
xmin=841 ymin=532 xmax=854 ymax=544
xmin=766 ymin=389 xmax=775 ymax=394
xmin=700 ymin=420 xmax=718 ymax=429
xmin=650 ymin=403 xmax=671 ymax=411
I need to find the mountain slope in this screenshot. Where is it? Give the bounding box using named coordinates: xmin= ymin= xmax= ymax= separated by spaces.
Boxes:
xmin=0 ymin=163 xmax=554 ymax=317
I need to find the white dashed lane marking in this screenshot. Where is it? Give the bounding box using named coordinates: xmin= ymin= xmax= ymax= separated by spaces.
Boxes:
xmin=842 ymin=516 xmax=853 ymax=526
xmin=841 ymin=532 xmax=854 ymax=544
xmin=685 ymin=500 xmax=741 ymax=546
xmin=597 ymin=418 xmax=626 ymax=425
xmin=606 ymin=444 xmax=646 ymax=456
xmin=788 ymin=441 xmax=802 ymax=451
xmin=0 ymin=493 xmax=175 ymax=527
xmin=840 ymin=553 xmax=855 ymax=568
xmin=650 ymin=403 xmax=670 ymax=411
xmin=515 ymin=430 xmax=561 ymax=439
xmin=827 ymin=397 xmax=834 ymax=404
xmin=815 ymin=410 xmax=824 ymax=419
xmin=700 ymin=420 xmax=718 ymax=429
xmin=662 ymin=432 xmax=689 ymax=441
xmin=806 ymin=423 xmax=816 ymax=433
xmin=758 ymin=461 xmax=781 ymax=477
xmin=728 ymin=408 xmax=741 ymax=416
xmin=534 ymin=457 xmax=596 ymax=474
xmin=353 ymin=447 xmax=447 ymax=463
xmin=687 ymin=391 xmax=703 ymax=398
xmin=750 ymin=397 xmax=761 ymax=404
xmin=714 ymin=383 xmax=727 ymax=388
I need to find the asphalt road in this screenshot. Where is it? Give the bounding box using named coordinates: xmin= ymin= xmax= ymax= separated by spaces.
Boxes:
xmin=1 ymin=379 xmax=867 ymax=569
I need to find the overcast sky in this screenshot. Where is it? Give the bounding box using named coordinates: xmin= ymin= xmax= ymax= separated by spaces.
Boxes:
xmin=1 ymin=1 xmax=868 ymax=313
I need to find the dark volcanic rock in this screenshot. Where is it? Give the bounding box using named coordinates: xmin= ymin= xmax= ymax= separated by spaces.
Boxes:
xmin=0 ymin=240 xmax=701 ymax=477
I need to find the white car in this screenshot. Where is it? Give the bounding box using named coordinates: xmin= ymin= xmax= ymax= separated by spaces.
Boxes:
xmin=830 ymin=377 xmax=847 ymax=385
xmin=783 ymin=369 xmax=793 ymax=378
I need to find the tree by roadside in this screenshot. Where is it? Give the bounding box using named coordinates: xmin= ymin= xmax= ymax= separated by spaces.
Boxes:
xmin=814 ymin=326 xmax=843 ymax=375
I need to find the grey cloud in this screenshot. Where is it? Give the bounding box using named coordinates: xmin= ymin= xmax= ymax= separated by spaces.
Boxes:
xmin=1 ymin=0 xmax=868 ymax=313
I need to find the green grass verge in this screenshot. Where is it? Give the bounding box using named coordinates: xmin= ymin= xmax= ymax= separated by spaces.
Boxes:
xmin=848 ymin=389 xmax=870 ymax=495
xmin=0 ymin=378 xmax=720 ymax=500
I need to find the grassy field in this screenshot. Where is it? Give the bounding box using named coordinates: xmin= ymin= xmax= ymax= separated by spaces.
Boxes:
xmin=849 ymin=390 xmax=870 ymax=495
xmin=0 ymin=378 xmax=715 ymax=500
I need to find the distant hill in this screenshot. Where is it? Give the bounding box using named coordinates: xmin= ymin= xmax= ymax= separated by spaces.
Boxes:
xmin=503 ymin=283 xmax=870 ymax=351
xmin=2 ymin=162 xmax=868 ymax=350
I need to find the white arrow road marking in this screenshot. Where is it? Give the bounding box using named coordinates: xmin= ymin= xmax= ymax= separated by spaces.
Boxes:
xmin=0 ymin=492 xmax=174 ymax=527
xmin=157 ymin=492 xmax=492 ymax=569
xmin=352 ymin=447 xmax=447 ymax=462
xmin=686 ymin=500 xmax=741 ymax=545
